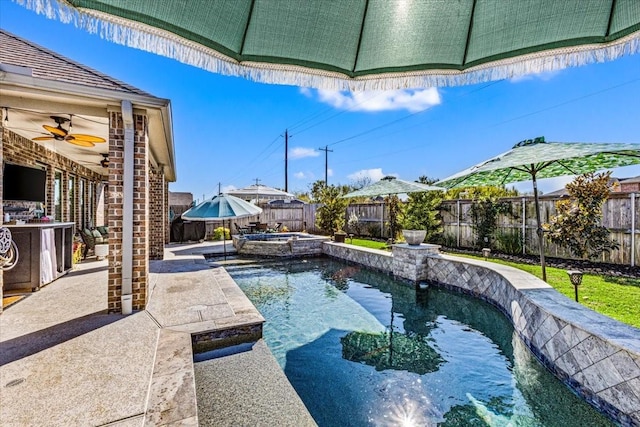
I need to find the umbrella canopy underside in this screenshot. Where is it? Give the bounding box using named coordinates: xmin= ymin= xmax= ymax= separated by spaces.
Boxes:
xmin=23 ymin=0 xmax=640 ymax=90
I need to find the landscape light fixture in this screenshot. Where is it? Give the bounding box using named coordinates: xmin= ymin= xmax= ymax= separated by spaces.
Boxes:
xmin=567 ymin=270 xmax=583 ymax=302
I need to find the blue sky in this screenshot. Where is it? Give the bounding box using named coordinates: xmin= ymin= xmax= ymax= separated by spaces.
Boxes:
xmin=2 ymin=1 xmax=640 ymax=203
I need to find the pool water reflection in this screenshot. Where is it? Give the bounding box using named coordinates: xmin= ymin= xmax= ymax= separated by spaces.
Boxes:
xmin=224 ymin=258 xmax=613 ymax=427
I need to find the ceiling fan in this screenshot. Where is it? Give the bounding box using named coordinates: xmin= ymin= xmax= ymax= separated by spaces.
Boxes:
xmin=32 ymin=115 xmax=106 ymax=147
xmin=100 ymin=153 xmax=109 ymax=168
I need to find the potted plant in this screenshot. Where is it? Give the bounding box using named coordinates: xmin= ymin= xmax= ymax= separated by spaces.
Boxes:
xmin=401 ymin=229 xmax=426 ymax=245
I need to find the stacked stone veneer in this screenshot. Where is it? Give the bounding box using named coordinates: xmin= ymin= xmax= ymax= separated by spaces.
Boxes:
xmin=323 ymin=242 xmax=393 ymax=273
xmin=322 ymin=243 xmax=640 ymax=426
xmin=234 ymin=234 xmax=330 ymax=257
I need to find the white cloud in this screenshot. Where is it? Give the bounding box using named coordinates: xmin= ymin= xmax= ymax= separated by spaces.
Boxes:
xmin=510 ymin=70 xmax=560 ymax=83
xmin=327 ymin=168 xmax=333 ymax=177
xmin=299 ymin=87 xmax=312 ymax=97
xmin=347 ymin=168 xmax=386 ymax=182
xmin=289 ymin=147 xmax=319 ymax=159
xmin=313 ymin=88 xmax=441 ymax=113
xmin=294 ymin=171 xmax=307 ymax=179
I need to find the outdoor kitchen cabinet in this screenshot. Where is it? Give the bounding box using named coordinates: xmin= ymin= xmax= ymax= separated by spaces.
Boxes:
xmin=4 ymin=222 xmax=74 ymax=292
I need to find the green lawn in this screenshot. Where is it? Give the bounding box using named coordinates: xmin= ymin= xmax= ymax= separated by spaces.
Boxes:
xmin=346 ymin=239 xmax=640 ymax=328
xmin=347 ymin=238 xmax=390 ymax=251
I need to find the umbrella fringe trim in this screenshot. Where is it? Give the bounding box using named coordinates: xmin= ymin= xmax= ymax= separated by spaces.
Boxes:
xmin=19 ymin=0 xmax=640 ymax=91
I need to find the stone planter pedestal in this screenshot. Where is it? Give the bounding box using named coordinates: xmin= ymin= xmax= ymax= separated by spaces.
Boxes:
xmin=392 ymin=243 xmax=440 ymax=282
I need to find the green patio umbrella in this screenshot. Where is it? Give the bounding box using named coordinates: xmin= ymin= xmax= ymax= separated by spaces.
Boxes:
xmin=343 ymin=176 xmax=443 ymax=241
xmin=21 ymin=1 xmax=640 ymax=90
xmin=182 ymin=193 xmax=262 ymax=258
xmin=435 ymin=137 xmax=640 ymax=281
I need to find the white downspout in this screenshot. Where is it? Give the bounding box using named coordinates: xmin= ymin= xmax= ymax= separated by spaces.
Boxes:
xmin=121 ymin=100 xmax=134 ymax=314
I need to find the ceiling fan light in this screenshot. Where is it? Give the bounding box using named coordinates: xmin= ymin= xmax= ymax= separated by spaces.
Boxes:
xmin=3 ymin=108 xmax=8 ymax=127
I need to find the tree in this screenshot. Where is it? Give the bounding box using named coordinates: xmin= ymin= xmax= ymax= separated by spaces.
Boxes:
xmin=546 ymin=172 xmax=619 ymax=259
xmin=385 ymin=194 xmax=404 ymax=240
xmin=315 ymin=184 xmax=349 ymax=234
xmin=403 ymin=176 xmax=443 ymax=241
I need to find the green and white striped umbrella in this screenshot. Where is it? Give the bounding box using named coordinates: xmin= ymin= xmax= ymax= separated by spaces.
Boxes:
xmin=19 ymin=0 xmax=640 ymax=90
xmin=436 ymin=137 xmax=640 ymax=281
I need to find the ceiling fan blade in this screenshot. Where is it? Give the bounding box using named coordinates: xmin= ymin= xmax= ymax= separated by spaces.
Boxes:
xmin=65 ymin=137 xmax=96 ymax=147
xmin=32 ymin=136 xmax=55 ymax=141
xmin=69 ymin=134 xmax=106 ymax=143
xmin=43 ymin=124 xmax=67 ymax=137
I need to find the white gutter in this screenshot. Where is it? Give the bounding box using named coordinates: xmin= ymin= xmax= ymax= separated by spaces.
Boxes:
xmin=121 ymin=100 xmax=134 ymax=314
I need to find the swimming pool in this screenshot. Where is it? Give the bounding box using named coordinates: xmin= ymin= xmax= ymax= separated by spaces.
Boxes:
xmin=224 ymin=257 xmax=613 ymax=426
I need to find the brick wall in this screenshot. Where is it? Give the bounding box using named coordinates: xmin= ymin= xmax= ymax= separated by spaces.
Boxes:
xmin=1 ymin=125 xmax=4 ymax=314
xmin=107 ymin=112 xmax=149 ymax=312
xmin=1 ymin=127 xmax=103 ymax=225
xmin=148 ymin=165 xmax=165 ymax=260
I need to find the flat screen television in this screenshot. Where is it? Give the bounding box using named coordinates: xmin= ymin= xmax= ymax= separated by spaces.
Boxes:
xmin=3 ymin=163 xmax=46 ymax=202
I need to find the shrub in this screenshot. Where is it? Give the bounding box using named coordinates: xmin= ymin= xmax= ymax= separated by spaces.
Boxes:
xmin=495 ymin=229 xmax=523 ymax=254
xmin=212 ymin=226 xmax=230 ymax=240
xmin=547 ymin=172 xmax=619 ymax=259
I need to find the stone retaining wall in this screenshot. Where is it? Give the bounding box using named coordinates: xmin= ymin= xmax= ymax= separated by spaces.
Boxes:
xmin=322 ymin=242 xmax=392 ymax=273
xmin=234 ymin=234 xmax=329 ymax=257
xmin=322 ymin=243 xmax=640 ymax=426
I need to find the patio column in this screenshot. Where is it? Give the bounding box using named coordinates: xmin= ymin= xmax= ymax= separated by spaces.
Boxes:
xmin=148 ymin=164 xmax=165 ymax=260
xmin=107 ymin=104 xmax=149 ymax=313
xmin=0 ymin=125 xmax=4 ymax=314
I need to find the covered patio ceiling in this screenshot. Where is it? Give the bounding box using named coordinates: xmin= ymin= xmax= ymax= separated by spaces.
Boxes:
xmin=4 ymin=106 xmax=110 ymax=176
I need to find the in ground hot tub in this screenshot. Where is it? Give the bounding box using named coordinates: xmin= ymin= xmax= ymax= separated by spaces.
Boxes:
xmin=232 ymin=232 xmax=330 ymax=257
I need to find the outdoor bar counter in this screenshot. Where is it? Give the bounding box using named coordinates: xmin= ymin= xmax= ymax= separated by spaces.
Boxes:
xmin=4 ymin=222 xmax=75 ymax=292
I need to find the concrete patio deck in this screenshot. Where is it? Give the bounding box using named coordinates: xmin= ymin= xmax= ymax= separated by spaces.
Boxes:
xmin=0 ymin=241 xmax=315 ymax=426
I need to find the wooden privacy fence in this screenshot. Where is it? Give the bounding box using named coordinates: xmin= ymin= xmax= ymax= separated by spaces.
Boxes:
xmin=202 ymin=193 xmax=639 ymax=266
xmin=440 ymin=193 xmax=640 ymax=267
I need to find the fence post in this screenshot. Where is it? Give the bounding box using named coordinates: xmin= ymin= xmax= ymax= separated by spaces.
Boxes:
xmin=456 ymin=199 xmax=461 ymax=247
xmin=632 ymin=192 xmax=636 ymax=267
xmin=522 ymin=197 xmax=526 ymax=255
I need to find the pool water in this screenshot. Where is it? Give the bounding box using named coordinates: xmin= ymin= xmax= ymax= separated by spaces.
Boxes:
xmin=224 ymin=257 xmax=613 ymax=427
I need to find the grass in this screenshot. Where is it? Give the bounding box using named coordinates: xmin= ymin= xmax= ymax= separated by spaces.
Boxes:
xmin=452 ymin=253 xmax=640 ymax=328
xmin=347 ymin=238 xmax=640 ymax=328
xmin=348 ymin=238 xmax=390 ymax=251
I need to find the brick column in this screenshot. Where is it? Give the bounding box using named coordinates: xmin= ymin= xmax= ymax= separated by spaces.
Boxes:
xmin=0 ymin=126 xmax=4 ymax=314
xmin=148 ymin=166 xmax=165 ymax=260
xmin=164 ymin=180 xmax=170 ymax=244
xmin=107 ymin=112 xmax=149 ymax=312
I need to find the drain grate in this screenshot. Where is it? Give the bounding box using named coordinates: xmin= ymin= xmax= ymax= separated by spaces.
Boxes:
xmin=5 ymin=378 xmax=25 ymax=387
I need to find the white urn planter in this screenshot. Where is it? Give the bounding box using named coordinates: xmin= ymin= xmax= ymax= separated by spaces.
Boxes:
xmin=402 ymin=229 xmax=426 ymax=246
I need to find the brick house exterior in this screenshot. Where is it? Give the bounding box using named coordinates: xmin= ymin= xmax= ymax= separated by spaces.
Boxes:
xmin=0 ymin=30 xmax=176 ymax=314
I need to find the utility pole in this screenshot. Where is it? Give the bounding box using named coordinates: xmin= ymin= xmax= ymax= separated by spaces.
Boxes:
xmin=284 ymin=129 xmax=289 ymax=192
xmin=318 ymin=145 xmax=333 ymax=186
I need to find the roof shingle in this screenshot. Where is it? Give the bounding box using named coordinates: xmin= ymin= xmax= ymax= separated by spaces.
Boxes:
xmin=0 ymin=29 xmax=153 ymax=97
